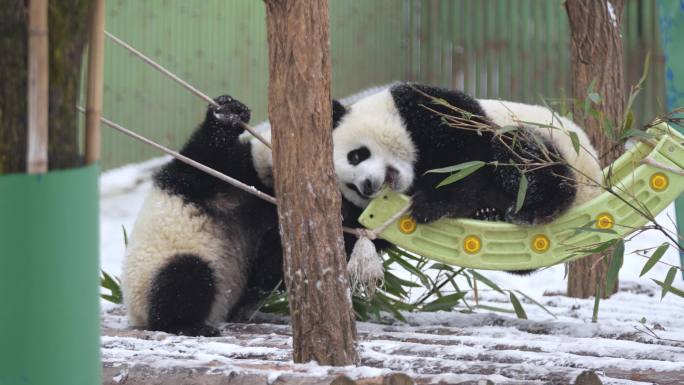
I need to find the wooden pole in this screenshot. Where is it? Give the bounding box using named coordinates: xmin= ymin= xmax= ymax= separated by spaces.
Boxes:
xmin=27 ymin=0 xmax=49 ymax=173
xmin=264 ymin=0 xmax=358 ymax=365
xmin=85 ymin=0 xmax=106 ymax=165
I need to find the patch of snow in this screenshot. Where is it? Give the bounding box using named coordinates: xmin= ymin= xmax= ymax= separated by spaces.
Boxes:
xmin=99 ymin=159 xmax=684 ymax=383
xmin=607 ymin=1 xmax=618 ymax=28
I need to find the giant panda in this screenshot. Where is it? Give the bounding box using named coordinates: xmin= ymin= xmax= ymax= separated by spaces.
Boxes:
xmin=328 ymin=82 xmax=602 ymax=228
xmin=122 ymin=95 xmax=285 ymax=337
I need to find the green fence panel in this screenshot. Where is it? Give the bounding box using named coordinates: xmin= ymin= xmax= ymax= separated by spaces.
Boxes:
xmin=95 ymin=0 xmax=665 ymax=170
xmin=97 ymin=0 xmax=407 ymax=170
xmin=0 ymin=165 xmax=100 ymax=385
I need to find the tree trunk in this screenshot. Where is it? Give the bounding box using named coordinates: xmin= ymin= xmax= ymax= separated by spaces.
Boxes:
xmin=264 ymin=0 xmax=358 ymax=366
xmin=565 ymin=0 xmax=626 ymax=298
xmin=0 ymin=0 xmax=91 ymax=174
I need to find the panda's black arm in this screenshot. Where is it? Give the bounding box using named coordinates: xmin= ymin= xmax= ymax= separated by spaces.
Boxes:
xmin=177 ymin=95 xmax=251 ymax=168
xmin=154 ymin=97 xmax=270 ymax=201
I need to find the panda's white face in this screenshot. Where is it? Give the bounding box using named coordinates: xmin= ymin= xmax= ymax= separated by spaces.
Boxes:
xmin=334 ymin=138 xmax=414 ymax=208
xmin=333 ymin=90 xmax=417 ymax=208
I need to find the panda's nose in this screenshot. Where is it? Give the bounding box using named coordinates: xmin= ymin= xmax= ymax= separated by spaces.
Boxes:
xmin=362 ymin=179 xmax=376 ymax=197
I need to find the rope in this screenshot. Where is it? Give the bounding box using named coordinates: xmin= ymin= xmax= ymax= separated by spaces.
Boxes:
xmin=77 ymin=107 xmax=407 ymax=239
xmin=104 ymin=31 xmax=272 ymax=150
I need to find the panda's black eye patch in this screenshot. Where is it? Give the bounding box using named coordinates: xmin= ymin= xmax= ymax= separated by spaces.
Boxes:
xmin=347 ymin=146 xmax=370 ymax=166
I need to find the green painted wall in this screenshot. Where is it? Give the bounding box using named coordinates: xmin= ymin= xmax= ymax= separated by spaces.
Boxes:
xmin=94 ymin=0 xmax=666 ymax=170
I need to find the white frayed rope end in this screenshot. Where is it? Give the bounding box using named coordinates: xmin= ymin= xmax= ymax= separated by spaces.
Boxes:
xmin=347 ymin=236 xmax=384 ymax=295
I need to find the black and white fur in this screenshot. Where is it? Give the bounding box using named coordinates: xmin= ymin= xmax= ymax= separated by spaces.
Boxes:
xmin=329 ymin=83 xmax=602 ymax=227
xmin=121 ymin=94 xmax=381 ymax=336
xmin=122 ymin=96 xmax=283 ymax=336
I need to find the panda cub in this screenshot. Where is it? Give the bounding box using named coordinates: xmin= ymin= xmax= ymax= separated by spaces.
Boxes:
xmin=121 ymin=94 xmax=385 ymax=336
xmin=122 ymin=96 xmax=283 ymax=337
xmin=329 ymin=83 xmax=602 ymax=226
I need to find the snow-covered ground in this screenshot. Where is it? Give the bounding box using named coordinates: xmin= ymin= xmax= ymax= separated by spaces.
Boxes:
xmin=100 ymin=159 xmax=684 ymax=385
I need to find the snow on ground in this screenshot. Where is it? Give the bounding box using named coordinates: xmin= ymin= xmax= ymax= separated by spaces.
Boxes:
xmin=100 ymin=160 xmax=684 ymax=384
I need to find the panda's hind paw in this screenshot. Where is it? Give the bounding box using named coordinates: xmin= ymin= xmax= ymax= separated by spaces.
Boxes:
xmin=177 ymin=323 xmax=221 ymax=337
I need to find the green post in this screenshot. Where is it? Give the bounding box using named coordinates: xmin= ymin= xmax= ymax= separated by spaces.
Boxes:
xmin=0 ymin=165 xmax=100 ymax=385
xmin=658 ymin=0 xmax=684 ymax=278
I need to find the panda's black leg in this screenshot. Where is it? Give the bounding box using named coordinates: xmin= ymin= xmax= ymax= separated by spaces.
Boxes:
xmin=492 ymin=135 xmax=577 ymax=225
xmin=410 ymin=172 xmax=485 ymax=223
xmin=147 ymin=253 xmax=219 ymax=337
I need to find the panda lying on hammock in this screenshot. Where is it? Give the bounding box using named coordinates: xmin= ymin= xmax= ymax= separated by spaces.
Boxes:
xmin=122 ymin=83 xmax=601 ymax=336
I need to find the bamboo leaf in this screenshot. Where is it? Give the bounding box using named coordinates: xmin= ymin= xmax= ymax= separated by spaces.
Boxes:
xmin=421 ymin=292 xmax=466 ymax=312
xmin=122 ymin=225 xmax=129 ymax=247
xmin=623 ymin=110 xmax=634 ymax=132
xmin=100 ymin=270 xmax=123 ymax=304
xmin=575 ymin=239 xmax=618 ymax=254
xmin=386 ymin=249 xmax=431 ymax=288
xmin=476 ymin=304 xmax=515 ymax=314
xmin=569 ymin=131 xmax=580 ymax=155
xmin=496 ymin=125 xmax=520 ymax=135
xmin=652 ymin=278 xmax=684 ymax=299
xmin=592 ymin=282 xmax=602 ymax=323
xmin=605 ymin=239 xmax=624 ymax=290
xmin=425 ymin=160 xmax=486 ymax=174
xmin=385 ymin=271 xmax=422 ymax=288
xmin=514 ymin=173 xmax=528 ymax=213
xmin=639 ymin=243 xmax=669 ymax=277
xmin=508 ymin=292 xmax=527 ymax=319
xmin=514 ymin=290 xmax=557 ymax=319
xmin=372 ymin=292 xmax=408 ymax=322
xmin=436 ymin=163 xmax=486 ymax=187
xmin=468 ymin=270 xmax=504 ymax=294
xmin=660 ymin=267 xmax=678 ymax=299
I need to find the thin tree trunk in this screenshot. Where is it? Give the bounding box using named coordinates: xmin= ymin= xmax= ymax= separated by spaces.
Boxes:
xmin=566 ymin=0 xmax=626 ymax=298
xmin=0 ymin=0 xmax=91 ymax=174
xmin=264 ymin=0 xmax=358 ymax=365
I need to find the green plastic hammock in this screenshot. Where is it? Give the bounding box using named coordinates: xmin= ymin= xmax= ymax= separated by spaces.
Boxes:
xmin=359 ymin=124 xmax=684 ymax=270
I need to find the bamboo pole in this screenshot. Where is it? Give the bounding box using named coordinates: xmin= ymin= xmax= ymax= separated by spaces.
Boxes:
xmin=27 ymin=0 xmax=49 ymax=173
xmin=85 ymin=0 xmax=106 ymax=165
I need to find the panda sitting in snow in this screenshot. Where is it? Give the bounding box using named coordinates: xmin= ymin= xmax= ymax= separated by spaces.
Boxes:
xmin=122 ymin=83 xmax=601 ymax=336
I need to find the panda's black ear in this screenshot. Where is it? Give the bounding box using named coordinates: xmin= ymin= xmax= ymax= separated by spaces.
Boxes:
xmin=332 ymin=99 xmax=347 ymax=129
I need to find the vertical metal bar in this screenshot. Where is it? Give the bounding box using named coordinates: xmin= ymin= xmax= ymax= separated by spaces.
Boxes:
xmin=27 ymin=0 xmax=49 ymax=173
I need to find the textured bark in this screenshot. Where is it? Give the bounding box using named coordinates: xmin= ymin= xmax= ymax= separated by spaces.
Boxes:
xmin=0 ymin=2 xmax=28 ymax=173
xmin=565 ymin=0 xmax=625 ymax=298
xmin=0 ymin=0 xmax=91 ymax=174
xmin=264 ymin=0 xmax=358 ymax=365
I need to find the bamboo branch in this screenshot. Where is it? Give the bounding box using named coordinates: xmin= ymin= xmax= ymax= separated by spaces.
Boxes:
xmin=27 ymin=0 xmax=49 ymax=173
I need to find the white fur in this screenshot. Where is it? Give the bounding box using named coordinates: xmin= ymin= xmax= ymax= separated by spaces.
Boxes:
xmin=333 ymin=89 xmax=416 ymax=207
xmin=122 ymin=187 xmax=250 ymax=328
xmin=479 ymin=100 xmax=602 ymax=206
xmin=247 ymin=131 xmax=273 ymax=187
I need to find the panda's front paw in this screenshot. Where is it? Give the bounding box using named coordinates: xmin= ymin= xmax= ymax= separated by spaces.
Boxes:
xmin=206 ymin=94 xmax=251 ymax=128
xmin=410 ymin=192 xmax=448 ymax=224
